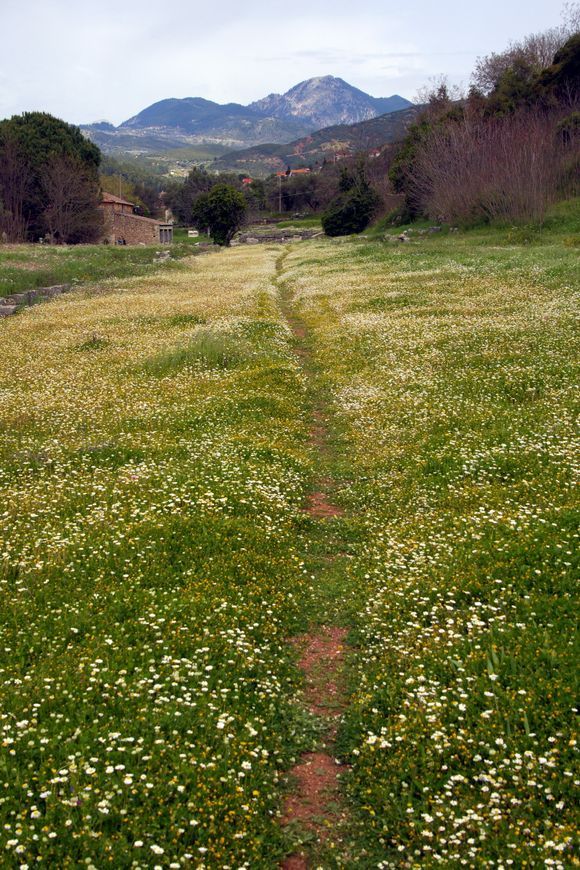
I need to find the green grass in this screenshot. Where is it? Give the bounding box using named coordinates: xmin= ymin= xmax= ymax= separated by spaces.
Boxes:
xmin=142 ymin=330 xmax=252 ymax=376
xmin=0 ymin=248 xmax=312 ymax=866
xmin=275 ymin=217 xmax=322 ymax=230
xmin=0 ymin=235 xmax=208 ymax=298
xmin=281 ymin=217 xmax=579 ymax=866
xmin=0 ymin=216 xmax=577 ymax=866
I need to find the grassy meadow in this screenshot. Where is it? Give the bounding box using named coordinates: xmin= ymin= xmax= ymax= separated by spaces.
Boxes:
xmin=0 ymin=248 xmax=314 ymax=866
xmin=0 ymin=234 xmax=208 ymax=299
xmin=281 ymin=221 xmax=579 ymax=866
xmin=0 ymin=214 xmax=578 ymax=867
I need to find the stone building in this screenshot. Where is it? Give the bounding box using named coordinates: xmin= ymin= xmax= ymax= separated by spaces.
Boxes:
xmin=100 ymin=193 xmax=173 ymax=245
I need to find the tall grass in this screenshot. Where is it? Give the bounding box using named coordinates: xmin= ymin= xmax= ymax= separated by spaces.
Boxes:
xmin=142 ymin=329 xmax=250 ymax=376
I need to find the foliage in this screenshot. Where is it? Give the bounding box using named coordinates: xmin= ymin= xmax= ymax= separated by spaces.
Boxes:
xmin=43 ymin=156 xmax=103 ymax=243
xmin=472 ymin=5 xmax=579 ymax=95
xmin=192 ymin=184 xmax=247 ymax=245
xmin=0 ymin=112 xmax=101 ymax=242
xmin=164 ymin=166 xmax=215 ymax=224
xmin=321 ymin=166 xmax=380 ymax=236
xmin=536 ymin=32 xmax=580 ymax=104
xmin=411 ymin=110 xmax=567 ymax=225
xmin=390 ymin=29 xmax=580 ymax=224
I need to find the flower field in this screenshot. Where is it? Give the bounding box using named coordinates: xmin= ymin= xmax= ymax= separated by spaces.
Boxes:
xmin=0 ymin=248 xmax=314 ymax=867
xmin=1 ymin=224 xmax=578 ymax=867
xmin=281 ymin=228 xmax=578 ymax=866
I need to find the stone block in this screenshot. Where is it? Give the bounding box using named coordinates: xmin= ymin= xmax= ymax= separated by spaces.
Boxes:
xmin=4 ymin=293 xmax=28 ymax=305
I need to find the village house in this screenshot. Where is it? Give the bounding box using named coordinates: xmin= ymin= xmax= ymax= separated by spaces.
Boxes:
xmin=100 ymin=192 xmax=173 ymax=245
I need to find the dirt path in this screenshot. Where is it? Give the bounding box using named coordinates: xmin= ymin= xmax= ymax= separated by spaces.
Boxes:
xmin=275 ymin=250 xmax=350 ymax=868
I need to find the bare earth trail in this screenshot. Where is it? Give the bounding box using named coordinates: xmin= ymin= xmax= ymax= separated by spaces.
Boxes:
xmin=274 ymin=249 xmax=351 ymax=868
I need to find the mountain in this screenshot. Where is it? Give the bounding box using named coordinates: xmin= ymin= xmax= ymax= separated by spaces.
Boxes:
xmin=212 ymin=105 xmax=421 ymax=177
xmin=249 ymin=76 xmax=411 ymax=128
xmin=81 ymin=77 xmax=414 ymax=156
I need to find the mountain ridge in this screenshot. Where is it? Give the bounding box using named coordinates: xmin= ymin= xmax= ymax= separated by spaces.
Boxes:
xmin=248 ymin=75 xmax=410 ymax=128
xmin=212 ymin=105 xmax=421 ymax=177
xmin=81 ymin=77 xmax=413 ymax=154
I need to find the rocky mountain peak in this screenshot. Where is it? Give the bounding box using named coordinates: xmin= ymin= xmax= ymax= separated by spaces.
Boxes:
xmin=249 ymin=76 xmax=412 ymax=129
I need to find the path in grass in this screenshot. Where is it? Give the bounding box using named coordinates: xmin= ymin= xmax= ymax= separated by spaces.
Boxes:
xmin=275 ymin=250 xmax=351 ymax=868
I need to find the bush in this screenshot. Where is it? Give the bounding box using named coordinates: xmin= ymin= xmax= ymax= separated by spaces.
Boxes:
xmin=322 ymin=185 xmax=380 ymax=237
xmin=410 ymin=110 xmax=568 ymax=224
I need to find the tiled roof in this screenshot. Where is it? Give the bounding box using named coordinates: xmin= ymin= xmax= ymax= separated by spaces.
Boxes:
xmin=101 ymin=192 xmax=135 ymax=207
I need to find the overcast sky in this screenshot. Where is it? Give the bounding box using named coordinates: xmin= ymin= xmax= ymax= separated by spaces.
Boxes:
xmin=0 ymin=0 xmax=567 ymax=126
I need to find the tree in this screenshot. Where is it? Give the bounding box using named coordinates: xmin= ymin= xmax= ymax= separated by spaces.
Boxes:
xmin=536 ymin=33 xmax=580 ymax=106
xmin=0 ymin=112 xmax=101 ymax=242
xmin=321 ymin=167 xmax=380 ymax=237
xmin=472 ymin=7 xmax=580 ymax=96
xmin=42 ymin=156 xmax=103 ymax=243
xmin=0 ymin=132 xmax=30 ymax=241
xmin=165 ymin=167 xmax=214 ymax=224
xmin=192 ymin=184 xmax=247 ymax=246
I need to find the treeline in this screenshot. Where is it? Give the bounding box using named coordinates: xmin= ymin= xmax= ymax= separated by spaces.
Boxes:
xmin=163 ymin=164 xmax=358 ymax=224
xmin=0 ymin=113 xmax=103 ymax=243
xmin=390 ymin=21 xmax=580 ymax=225
xmin=164 ymin=152 xmax=395 ymax=232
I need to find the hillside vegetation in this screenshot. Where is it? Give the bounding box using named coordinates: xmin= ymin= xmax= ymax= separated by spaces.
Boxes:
xmin=0 ymin=213 xmax=577 ymax=865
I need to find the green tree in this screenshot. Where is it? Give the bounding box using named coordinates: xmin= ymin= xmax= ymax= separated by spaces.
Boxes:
xmin=536 ymin=33 xmax=580 ymax=104
xmin=321 ymin=168 xmax=380 ymax=237
xmin=0 ymin=112 xmax=101 ymax=242
xmin=192 ymin=184 xmax=247 ymax=246
xmin=165 ymin=167 xmax=214 ymax=224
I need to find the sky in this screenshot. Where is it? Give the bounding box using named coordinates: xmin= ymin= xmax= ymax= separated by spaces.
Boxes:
xmin=0 ymin=0 xmax=568 ymax=126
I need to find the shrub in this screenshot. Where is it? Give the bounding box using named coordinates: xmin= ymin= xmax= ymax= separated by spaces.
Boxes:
xmin=410 ymin=110 xmax=569 ymax=224
xmin=322 ymin=184 xmax=380 ymax=237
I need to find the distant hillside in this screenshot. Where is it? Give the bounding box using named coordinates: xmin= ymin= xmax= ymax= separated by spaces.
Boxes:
xmin=81 ymin=77 xmax=414 ymax=156
xmin=212 ymin=105 xmax=421 ymax=176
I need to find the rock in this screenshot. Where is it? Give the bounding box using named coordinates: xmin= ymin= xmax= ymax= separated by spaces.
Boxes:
xmin=245 ymin=237 xmax=259 ymax=245
xmin=230 ymin=239 xmax=241 ymax=246
xmin=428 ymin=226 xmax=442 ymax=233
xmin=0 ymin=305 xmax=17 ymax=317
xmin=40 ymin=286 xmax=63 ymax=299
xmin=3 ymin=292 xmax=28 ymax=306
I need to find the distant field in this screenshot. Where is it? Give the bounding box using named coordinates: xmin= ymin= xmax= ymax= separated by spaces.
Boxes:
xmin=0 ymin=215 xmax=577 ymax=866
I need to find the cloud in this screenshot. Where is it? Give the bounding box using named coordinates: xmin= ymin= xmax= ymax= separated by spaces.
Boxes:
xmin=0 ymin=0 xmax=564 ymax=124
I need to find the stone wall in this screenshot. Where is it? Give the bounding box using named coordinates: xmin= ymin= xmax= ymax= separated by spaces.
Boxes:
xmin=0 ymin=284 xmax=72 ymax=318
xmin=102 ymin=210 xmax=162 ymax=246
